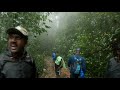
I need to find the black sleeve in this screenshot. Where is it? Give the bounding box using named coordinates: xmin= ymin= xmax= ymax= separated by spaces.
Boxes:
xmin=32 ymin=60 xmax=38 ymax=78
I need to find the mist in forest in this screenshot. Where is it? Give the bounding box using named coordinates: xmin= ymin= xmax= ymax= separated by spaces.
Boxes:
xmin=39 ymin=12 xmax=80 ymax=53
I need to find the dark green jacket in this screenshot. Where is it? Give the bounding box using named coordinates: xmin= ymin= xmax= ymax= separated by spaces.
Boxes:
xmin=0 ymin=50 xmax=37 ymax=78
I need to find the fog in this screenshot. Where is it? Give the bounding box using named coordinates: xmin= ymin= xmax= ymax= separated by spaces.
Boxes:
xmin=38 ymin=12 xmax=80 ymax=52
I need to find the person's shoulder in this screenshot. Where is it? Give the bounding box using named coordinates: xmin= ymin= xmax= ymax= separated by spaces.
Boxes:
xmin=57 ymin=56 xmax=62 ymax=59
xmin=109 ymin=57 xmax=115 ymax=62
xmin=58 ymin=56 xmax=63 ymax=59
xmin=107 ymin=57 xmax=116 ymax=65
xmin=109 ymin=57 xmax=117 ymax=64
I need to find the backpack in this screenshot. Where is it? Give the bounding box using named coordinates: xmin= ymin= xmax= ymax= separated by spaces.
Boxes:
xmin=55 ymin=56 xmax=62 ymax=65
xmin=72 ymin=55 xmax=82 ymax=74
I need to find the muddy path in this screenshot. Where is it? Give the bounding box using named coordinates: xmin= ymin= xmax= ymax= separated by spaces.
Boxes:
xmin=41 ymin=56 xmax=70 ymax=78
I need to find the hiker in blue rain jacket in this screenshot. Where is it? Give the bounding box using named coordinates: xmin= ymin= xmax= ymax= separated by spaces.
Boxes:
xmin=68 ymin=48 xmax=86 ymax=78
xmin=52 ymin=51 xmax=56 ymax=62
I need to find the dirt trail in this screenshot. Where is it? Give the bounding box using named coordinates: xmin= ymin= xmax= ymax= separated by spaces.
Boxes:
xmin=41 ymin=56 xmax=70 ymax=78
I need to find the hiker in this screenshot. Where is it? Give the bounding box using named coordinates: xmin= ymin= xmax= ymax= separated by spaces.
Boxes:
xmin=68 ymin=48 xmax=86 ymax=78
xmin=0 ymin=26 xmax=37 ymax=78
xmin=54 ymin=52 xmax=66 ymax=78
xmin=105 ymin=44 xmax=120 ymax=78
xmin=52 ymin=51 xmax=56 ymax=62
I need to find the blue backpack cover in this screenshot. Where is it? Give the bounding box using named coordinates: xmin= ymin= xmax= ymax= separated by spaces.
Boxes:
xmin=73 ymin=55 xmax=85 ymax=78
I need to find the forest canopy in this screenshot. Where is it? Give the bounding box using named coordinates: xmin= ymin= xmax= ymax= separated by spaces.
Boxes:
xmin=0 ymin=12 xmax=120 ymax=78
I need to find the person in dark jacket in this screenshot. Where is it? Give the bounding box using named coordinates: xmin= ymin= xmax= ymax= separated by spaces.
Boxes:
xmin=105 ymin=44 xmax=120 ymax=78
xmin=0 ymin=26 xmax=37 ymax=78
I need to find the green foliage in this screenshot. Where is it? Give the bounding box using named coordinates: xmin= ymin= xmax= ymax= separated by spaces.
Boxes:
xmin=52 ymin=12 xmax=120 ymax=78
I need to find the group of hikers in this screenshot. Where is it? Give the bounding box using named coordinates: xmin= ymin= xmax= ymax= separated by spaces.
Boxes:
xmin=0 ymin=25 xmax=120 ymax=78
xmin=52 ymin=48 xmax=86 ymax=78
